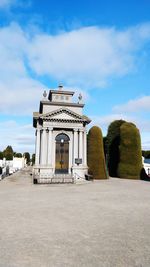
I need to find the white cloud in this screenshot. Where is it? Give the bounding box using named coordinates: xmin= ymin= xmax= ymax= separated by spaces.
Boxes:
xmin=0 ymin=120 xmax=35 ymax=153
xmin=113 ymin=96 xmax=150 ymax=113
xmin=0 ymin=22 xmax=150 ymax=150
xmin=0 ymin=0 xmax=15 ymax=8
xmin=90 ymin=113 xmax=135 ymax=135
xmin=108 ymin=95 xmax=150 ymax=149
xmin=0 ymin=0 xmax=31 ymax=9
xmin=27 ymin=27 xmax=133 ymax=88
xmin=0 ymin=22 xmax=150 ymax=115
xmin=90 ymin=112 xmax=150 ymax=150
xmin=27 ymin=23 xmax=150 ymax=88
xmin=0 ymin=23 xmax=48 ymax=115
xmin=0 ymin=77 xmax=47 ymax=115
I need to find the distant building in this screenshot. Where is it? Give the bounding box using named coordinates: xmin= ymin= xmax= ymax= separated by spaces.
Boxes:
xmin=33 ymin=85 xmax=91 ymax=183
xmin=142 ymin=157 xmax=150 ymax=176
xmin=0 ymin=157 xmax=26 ymax=169
xmin=0 ymin=157 xmax=27 ymax=179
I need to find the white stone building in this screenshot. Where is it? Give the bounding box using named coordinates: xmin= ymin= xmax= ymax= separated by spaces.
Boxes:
xmin=0 ymin=157 xmax=27 ymax=179
xmin=33 ymin=85 xmax=91 ymax=183
xmin=0 ymin=157 xmax=26 ymax=169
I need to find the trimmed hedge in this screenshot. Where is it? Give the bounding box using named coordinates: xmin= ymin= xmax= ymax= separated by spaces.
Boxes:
xmin=87 ymin=126 xmax=108 ymax=179
xmin=118 ymin=122 xmax=142 ymax=179
xmin=106 ymin=120 xmax=126 ymax=177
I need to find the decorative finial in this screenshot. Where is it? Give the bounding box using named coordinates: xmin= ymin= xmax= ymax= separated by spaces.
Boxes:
xmin=43 ymin=90 xmax=47 ymax=98
xmin=58 ymin=83 xmax=63 ymax=90
xmin=78 ymin=93 xmax=82 ymax=103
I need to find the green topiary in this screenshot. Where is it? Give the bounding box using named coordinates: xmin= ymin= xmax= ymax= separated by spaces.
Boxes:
xmin=106 ymin=120 xmax=126 ymax=177
xmin=118 ymin=122 xmax=142 ymax=179
xmin=87 ymin=126 xmax=108 ymax=179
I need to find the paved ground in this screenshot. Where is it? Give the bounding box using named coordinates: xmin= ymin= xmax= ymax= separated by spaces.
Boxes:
xmin=0 ymin=168 xmax=150 ymax=267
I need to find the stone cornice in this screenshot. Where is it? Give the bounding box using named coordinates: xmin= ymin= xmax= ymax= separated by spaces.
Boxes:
xmin=33 ymin=107 xmax=91 ymax=128
xmin=44 ymin=118 xmax=84 ymax=123
xmin=41 ymin=107 xmax=81 ymax=119
xmin=41 ymin=100 xmax=84 ymax=107
xmin=49 ymin=90 xmax=74 ymax=97
xmin=40 ymin=107 xmax=91 ymax=123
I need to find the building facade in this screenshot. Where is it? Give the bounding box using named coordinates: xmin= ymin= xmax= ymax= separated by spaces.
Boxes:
xmin=33 ymin=85 xmax=91 ymax=183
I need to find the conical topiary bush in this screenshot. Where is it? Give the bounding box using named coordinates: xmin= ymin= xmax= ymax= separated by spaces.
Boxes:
xmin=118 ymin=122 xmax=142 ymax=179
xmin=106 ymin=120 xmax=126 ymax=177
xmin=87 ymin=126 xmax=108 ymax=179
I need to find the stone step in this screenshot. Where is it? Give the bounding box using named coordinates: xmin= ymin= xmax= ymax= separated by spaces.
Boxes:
xmin=35 ymin=174 xmax=74 ymax=184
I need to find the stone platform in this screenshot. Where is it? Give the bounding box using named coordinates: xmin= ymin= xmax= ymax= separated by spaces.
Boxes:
xmin=33 ymin=173 xmax=74 ymax=184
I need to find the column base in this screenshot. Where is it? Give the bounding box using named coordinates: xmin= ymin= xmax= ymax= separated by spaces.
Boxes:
xmin=72 ymin=165 xmax=88 ymax=180
xmin=33 ymin=165 xmax=54 ymax=177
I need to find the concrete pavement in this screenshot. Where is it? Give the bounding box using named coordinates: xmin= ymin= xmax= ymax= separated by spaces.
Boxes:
xmin=0 ymin=168 xmax=150 ymax=267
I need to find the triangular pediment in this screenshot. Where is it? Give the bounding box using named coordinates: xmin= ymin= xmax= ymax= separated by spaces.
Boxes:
xmin=41 ymin=108 xmax=82 ymax=120
xmin=40 ymin=108 xmax=91 ymax=124
xmin=50 ymin=112 xmax=77 ymax=120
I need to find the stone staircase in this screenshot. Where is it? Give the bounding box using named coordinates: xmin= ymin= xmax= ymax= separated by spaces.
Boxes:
xmin=34 ymin=173 xmax=74 ymax=184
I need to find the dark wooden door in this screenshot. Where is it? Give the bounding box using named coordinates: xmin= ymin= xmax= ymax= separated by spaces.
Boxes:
xmin=55 ymin=141 xmax=69 ymax=173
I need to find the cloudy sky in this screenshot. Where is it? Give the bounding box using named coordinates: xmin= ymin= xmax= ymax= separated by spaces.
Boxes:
xmin=0 ymin=0 xmax=150 ymax=154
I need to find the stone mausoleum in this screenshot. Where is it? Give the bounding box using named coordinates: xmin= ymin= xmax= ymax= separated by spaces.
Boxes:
xmin=33 ymin=85 xmax=91 ymax=183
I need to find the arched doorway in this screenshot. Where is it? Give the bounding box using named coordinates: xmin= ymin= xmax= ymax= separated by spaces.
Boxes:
xmin=55 ymin=133 xmax=70 ymax=174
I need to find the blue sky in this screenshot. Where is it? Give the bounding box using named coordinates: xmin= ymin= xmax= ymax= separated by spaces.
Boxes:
xmin=0 ymin=0 xmax=150 ymax=153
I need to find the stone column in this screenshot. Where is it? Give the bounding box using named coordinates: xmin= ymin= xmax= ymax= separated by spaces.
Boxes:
xmin=83 ymin=130 xmax=87 ymax=166
xmin=47 ymin=127 xmax=53 ymax=166
xmin=73 ymin=129 xmax=78 ymax=165
xmin=79 ymin=129 xmax=83 ymax=162
xmin=35 ymin=128 xmax=41 ymax=165
xmin=41 ymin=128 xmax=47 ymax=165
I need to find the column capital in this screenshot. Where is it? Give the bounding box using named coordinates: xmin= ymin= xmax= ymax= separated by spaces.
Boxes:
xmin=42 ymin=127 xmax=47 ymax=132
xmin=48 ymin=127 xmax=53 ymax=131
xmin=79 ymin=128 xmax=84 ymax=132
xmin=73 ymin=128 xmax=78 ymax=132
xmin=37 ymin=127 xmax=42 ymax=131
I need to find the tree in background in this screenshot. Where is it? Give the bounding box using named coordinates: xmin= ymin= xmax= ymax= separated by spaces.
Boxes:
xmin=31 ymin=154 xmax=35 ymax=165
xmin=15 ymin=153 xmax=22 ymax=158
xmin=87 ymin=126 xmax=108 ymax=179
xmin=142 ymin=150 xmax=150 ymax=159
xmin=118 ymin=122 xmax=142 ymax=179
xmin=23 ymin=152 xmax=30 ymax=164
xmin=3 ymin=146 xmax=13 ymax=160
xmin=106 ymin=120 xmax=126 ymax=177
xmin=0 ymin=151 xmax=3 ymax=160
